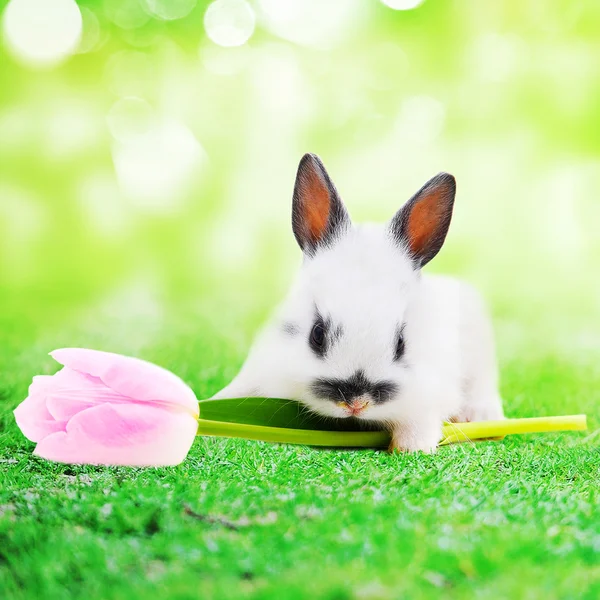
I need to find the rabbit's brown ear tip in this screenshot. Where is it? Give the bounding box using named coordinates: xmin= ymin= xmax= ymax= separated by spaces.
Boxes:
xmin=434 ymin=172 xmax=456 ymax=189
xmin=299 ymin=153 xmax=322 ymax=167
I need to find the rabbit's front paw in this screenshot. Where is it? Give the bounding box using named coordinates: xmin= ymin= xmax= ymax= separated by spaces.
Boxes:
xmin=388 ymin=421 xmax=441 ymax=454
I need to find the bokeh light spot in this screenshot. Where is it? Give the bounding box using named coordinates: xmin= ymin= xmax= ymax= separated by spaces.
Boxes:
xmin=107 ymin=97 xmax=154 ymax=144
xmin=77 ymin=7 xmax=102 ymax=54
xmin=204 ymin=0 xmax=255 ymax=48
xmin=111 ymin=119 xmax=205 ymax=212
xmin=142 ymin=0 xmax=198 ymax=21
xmin=43 ymin=102 xmax=102 ymax=160
xmin=104 ymin=0 xmax=150 ymax=30
xmin=2 ymin=0 xmax=82 ymax=67
xmin=258 ymin=0 xmax=361 ymax=47
xmin=381 ymin=0 xmax=425 ymax=10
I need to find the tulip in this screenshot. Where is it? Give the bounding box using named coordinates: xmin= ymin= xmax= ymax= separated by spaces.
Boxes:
xmin=14 ymin=349 xmax=587 ymax=466
xmin=14 ymin=348 xmax=199 ymax=467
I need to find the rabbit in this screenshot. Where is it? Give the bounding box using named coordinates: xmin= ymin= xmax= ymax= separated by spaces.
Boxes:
xmin=213 ymin=153 xmax=504 ymax=453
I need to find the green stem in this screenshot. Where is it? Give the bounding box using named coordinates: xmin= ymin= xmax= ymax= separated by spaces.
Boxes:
xmin=439 ymin=414 xmax=587 ymax=445
xmin=197 ymin=418 xmax=390 ymax=447
xmin=196 ymin=415 xmax=587 ymax=448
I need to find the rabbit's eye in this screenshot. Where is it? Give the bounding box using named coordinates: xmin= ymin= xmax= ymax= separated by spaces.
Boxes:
xmin=394 ymin=329 xmax=406 ymax=361
xmin=309 ymin=320 xmax=326 ymax=356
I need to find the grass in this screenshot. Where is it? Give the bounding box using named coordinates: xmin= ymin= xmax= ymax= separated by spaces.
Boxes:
xmin=0 ymin=305 xmax=599 ymax=600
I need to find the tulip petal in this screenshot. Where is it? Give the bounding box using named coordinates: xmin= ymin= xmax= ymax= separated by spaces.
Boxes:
xmin=33 ymin=403 xmax=198 ymax=466
xmin=43 ymin=368 xmax=126 ymax=421
xmin=45 ymin=395 xmax=98 ymax=422
xmin=36 ymin=367 xmax=106 ymax=392
xmin=14 ymin=394 xmax=66 ymax=443
xmin=50 ymin=349 xmax=198 ymax=416
xmin=14 ymin=375 xmax=68 ymax=442
xmin=14 ymin=367 xmax=125 ymax=440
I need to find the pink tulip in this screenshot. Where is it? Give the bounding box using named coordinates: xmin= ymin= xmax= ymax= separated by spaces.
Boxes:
xmin=14 ymin=348 xmax=199 ymax=467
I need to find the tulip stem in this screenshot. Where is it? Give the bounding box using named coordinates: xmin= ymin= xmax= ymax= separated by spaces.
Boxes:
xmin=196 ymin=418 xmax=390 ymax=447
xmin=438 ymin=414 xmax=587 ymax=446
xmin=196 ymin=414 xmax=587 ymax=448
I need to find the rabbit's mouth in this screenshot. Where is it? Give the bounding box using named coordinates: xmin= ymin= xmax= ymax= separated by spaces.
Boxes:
xmin=335 ymin=395 xmax=371 ymax=417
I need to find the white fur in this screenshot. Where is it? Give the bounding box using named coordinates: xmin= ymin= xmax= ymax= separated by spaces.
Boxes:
xmin=214 ymin=223 xmax=503 ymax=452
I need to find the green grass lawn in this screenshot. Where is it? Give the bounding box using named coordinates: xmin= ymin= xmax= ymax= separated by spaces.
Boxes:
xmin=0 ymin=303 xmax=599 ymax=600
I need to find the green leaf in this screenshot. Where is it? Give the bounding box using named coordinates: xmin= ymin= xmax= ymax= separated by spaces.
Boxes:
xmin=197 ymin=397 xmax=378 ymax=431
xmin=196 ymin=397 xmax=391 ymax=448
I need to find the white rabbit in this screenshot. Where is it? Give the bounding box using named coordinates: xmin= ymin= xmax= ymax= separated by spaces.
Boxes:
xmin=214 ymin=153 xmax=504 ymax=452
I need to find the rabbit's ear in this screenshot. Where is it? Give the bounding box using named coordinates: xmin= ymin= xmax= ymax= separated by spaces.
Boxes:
xmin=292 ymin=153 xmax=351 ymax=255
xmin=389 ymin=173 xmax=456 ymax=268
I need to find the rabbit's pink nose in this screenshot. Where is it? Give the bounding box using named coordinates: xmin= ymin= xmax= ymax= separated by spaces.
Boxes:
xmin=345 ymin=397 xmax=370 ymax=416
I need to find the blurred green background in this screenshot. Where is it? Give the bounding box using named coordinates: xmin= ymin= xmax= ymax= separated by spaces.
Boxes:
xmin=1 ymin=0 xmax=599 ymax=382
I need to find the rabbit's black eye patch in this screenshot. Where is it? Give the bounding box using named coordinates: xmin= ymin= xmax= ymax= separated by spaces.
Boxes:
xmin=308 ymin=308 xmax=342 ymax=358
xmin=309 ymin=316 xmax=327 ymax=357
xmin=394 ymin=326 xmax=406 ymax=361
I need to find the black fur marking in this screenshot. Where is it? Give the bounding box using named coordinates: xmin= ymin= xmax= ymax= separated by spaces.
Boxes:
xmin=308 ymin=312 xmax=329 ymax=358
xmin=307 ymin=308 xmax=344 ymax=358
xmin=388 ymin=172 xmax=456 ymax=269
xmin=311 ymin=370 xmax=398 ymax=404
xmin=332 ymin=324 xmax=344 ymax=344
xmin=292 ymin=153 xmax=351 ymax=257
xmin=282 ymin=322 xmax=299 ymax=336
xmin=394 ymin=325 xmax=406 ymax=362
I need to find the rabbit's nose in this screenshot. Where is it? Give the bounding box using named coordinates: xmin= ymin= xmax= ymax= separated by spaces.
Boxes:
xmin=345 ymin=395 xmax=370 ymax=416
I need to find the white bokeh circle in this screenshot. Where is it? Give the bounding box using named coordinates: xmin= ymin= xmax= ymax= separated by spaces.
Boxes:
xmin=381 ymin=0 xmax=425 ymax=10
xmin=142 ymin=0 xmax=198 ymax=21
xmin=2 ymin=0 xmax=82 ymax=66
xmin=204 ymin=0 xmax=255 ymax=48
xmin=107 ymin=97 xmax=155 ymax=144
